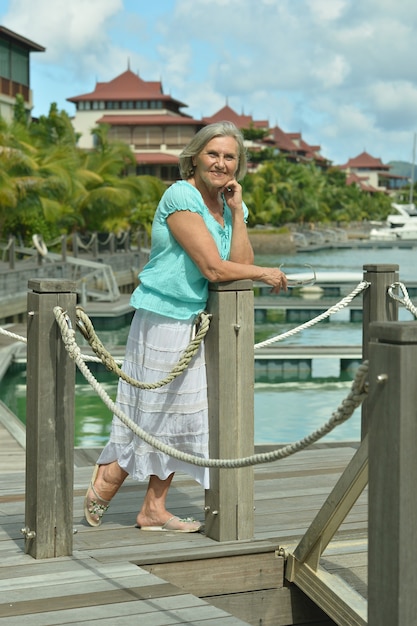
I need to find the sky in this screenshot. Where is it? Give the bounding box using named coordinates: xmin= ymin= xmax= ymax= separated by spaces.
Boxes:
xmin=1 ymin=0 xmax=417 ymax=166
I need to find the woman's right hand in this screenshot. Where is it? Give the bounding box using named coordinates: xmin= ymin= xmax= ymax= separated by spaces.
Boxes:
xmin=260 ymin=267 xmax=288 ymax=294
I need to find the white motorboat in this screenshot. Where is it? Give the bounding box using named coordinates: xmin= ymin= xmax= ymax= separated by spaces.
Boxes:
xmin=370 ymin=203 xmax=417 ymax=240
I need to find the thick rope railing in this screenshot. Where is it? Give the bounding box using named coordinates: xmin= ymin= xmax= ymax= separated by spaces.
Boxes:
xmin=254 ymin=280 xmax=370 ymax=349
xmin=388 ymin=282 xmax=417 ymax=318
xmin=53 ymin=306 xmax=368 ymax=468
xmin=75 ymin=306 xmax=212 ymax=389
xmin=74 ymin=232 xmax=97 ymax=251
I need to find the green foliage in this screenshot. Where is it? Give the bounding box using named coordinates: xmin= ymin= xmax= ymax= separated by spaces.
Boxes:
xmin=0 ymin=108 xmax=165 ymax=244
xmin=13 ymin=94 xmax=28 ymax=126
xmin=242 ymin=157 xmax=393 ymax=226
xmin=241 ymin=124 xmax=269 ymax=141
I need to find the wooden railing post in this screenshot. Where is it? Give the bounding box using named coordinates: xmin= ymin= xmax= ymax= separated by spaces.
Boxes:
xmin=368 ymin=321 xmax=417 ymax=625
xmin=361 ymin=264 xmax=398 ymax=436
xmin=24 ymin=278 xmax=76 ymax=558
xmin=204 ymin=280 xmax=254 ymax=541
xmin=109 ymin=232 xmax=116 ymax=255
xmin=61 ymin=235 xmax=67 ymax=262
xmin=72 ymin=233 xmax=79 ymax=257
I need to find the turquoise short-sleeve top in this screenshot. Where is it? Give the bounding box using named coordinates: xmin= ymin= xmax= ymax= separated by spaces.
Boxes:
xmin=130 ymin=180 xmax=249 ymax=319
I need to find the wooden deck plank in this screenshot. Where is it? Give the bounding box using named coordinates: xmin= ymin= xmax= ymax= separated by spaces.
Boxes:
xmin=0 ymin=594 xmax=244 ymax=625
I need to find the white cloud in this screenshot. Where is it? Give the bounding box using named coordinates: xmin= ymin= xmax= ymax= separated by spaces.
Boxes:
xmin=306 ymin=0 xmax=347 ymax=22
xmin=311 ymin=54 xmax=350 ymax=89
xmin=4 ymin=0 xmax=123 ymax=59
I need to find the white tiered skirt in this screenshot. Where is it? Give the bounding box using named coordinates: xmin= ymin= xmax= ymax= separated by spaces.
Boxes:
xmin=97 ymin=309 xmax=210 ymax=488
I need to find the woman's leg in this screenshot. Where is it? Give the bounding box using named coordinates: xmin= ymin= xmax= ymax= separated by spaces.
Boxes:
xmin=95 ymin=461 xmax=128 ymax=498
xmin=136 ymin=473 xmax=202 ymax=531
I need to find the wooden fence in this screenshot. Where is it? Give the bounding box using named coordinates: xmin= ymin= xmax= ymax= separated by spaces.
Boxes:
xmin=21 ymin=264 xmax=417 ymax=624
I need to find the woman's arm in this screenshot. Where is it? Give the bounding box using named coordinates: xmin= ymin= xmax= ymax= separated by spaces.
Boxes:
xmin=229 ymin=210 xmax=255 ymax=264
xmin=223 ymin=181 xmax=254 ymax=264
xmin=167 ymin=210 xmax=287 ymax=293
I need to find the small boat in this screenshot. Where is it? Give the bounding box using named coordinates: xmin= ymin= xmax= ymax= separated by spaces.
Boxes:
xmin=370 ymin=203 xmax=417 ymax=240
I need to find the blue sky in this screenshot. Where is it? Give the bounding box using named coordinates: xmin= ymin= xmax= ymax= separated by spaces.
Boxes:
xmin=1 ymin=0 xmax=417 ymax=165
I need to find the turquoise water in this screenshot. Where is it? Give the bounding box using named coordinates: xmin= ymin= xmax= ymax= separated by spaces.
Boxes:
xmin=1 ymin=246 xmax=416 ymax=446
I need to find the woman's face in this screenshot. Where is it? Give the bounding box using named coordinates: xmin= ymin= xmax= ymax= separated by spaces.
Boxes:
xmin=193 ymin=136 xmax=239 ymax=190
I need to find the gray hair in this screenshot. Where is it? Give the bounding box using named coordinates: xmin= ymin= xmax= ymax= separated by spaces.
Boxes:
xmin=179 ymin=121 xmax=247 ymax=181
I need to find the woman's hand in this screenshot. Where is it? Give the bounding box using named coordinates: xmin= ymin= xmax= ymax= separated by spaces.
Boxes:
xmin=259 ymin=268 xmax=288 ymax=294
xmin=222 ymin=180 xmax=243 ymax=214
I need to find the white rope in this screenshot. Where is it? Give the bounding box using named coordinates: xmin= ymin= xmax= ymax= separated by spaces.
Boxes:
xmin=0 ymin=326 xmax=27 ymax=343
xmin=32 ymin=234 xmax=48 ymax=257
xmin=98 ymin=233 xmax=113 ymax=246
xmin=254 ymin=280 xmax=370 ymax=349
xmin=53 ymin=306 xmax=368 ymax=468
xmin=116 ymin=231 xmax=129 ymax=245
xmin=75 ymin=233 xmax=96 ymax=251
xmin=388 ymin=282 xmax=417 ymax=318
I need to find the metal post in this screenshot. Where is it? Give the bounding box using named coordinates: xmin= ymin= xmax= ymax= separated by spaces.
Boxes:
xmin=368 ymin=321 xmax=417 ymax=625
xmin=24 ymin=278 xmax=76 ymax=558
xmin=361 ymin=264 xmax=398 ymax=436
xmin=205 ymin=280 xmax=254 ymax=541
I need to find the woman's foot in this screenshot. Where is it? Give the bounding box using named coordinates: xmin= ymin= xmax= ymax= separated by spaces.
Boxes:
xmin=84 ymin=465 xmax=110 ymax=527
xmin=136 ymin=511 xmax=202 ymax=533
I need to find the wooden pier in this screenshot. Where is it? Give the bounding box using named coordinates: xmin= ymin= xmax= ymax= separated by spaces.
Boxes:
xmin=1 ymin=264 xmax=417 ymax=624
xmin=0 ymin=412 xmax=364 ymax=625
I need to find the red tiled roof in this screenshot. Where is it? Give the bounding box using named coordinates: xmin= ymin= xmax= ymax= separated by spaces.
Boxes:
xmin=341 ymin=151 xmax=389 ymax=170
xmin=202 ymin=105 xmax=268 ymax=129
xmin=264 ymin=125 xmax=299 ymax=152
xmin=96 ymin=114 xmax=200 ymax=126
xmin=67 ymin=69 xmax=187 ymax=107
xmin=135 ymin=152 xmax=179 ymax=165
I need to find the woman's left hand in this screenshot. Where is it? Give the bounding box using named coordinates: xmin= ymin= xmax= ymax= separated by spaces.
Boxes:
xmin=222 ymin=180 xmax=243 ymax=213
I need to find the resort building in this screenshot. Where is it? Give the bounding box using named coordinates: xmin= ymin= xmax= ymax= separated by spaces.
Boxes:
xmin=67 ymin=68 xmax=331 ymax=182
xmin=339 ymin=151 xmax=408 ymax=194
xmin=265 ymin=126 xmax=330 ymax=168
xmin=67 ymin=69 xmax=204 ymax=183
xmin=203 ymin=105 xmax=329 ymax=169
xmin=0 ymin=25 xmax=45 ymax=122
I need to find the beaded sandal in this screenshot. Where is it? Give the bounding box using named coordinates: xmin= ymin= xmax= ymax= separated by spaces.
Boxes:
xmin=84 ymin=465 xmax=110 ymax=527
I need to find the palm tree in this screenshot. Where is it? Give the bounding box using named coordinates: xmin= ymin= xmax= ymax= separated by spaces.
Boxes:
xmin=0 ymin=108 xmax=166 ymax=242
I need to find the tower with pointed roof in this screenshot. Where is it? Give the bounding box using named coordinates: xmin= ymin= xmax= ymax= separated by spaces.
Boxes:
xmin=339 ymin=151 xmax=407 ymax=193
xmin=67 ymin=69 xmax=204 ymax=182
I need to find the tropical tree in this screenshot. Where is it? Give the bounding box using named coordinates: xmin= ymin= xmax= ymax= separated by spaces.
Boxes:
xmin=0 ymin=106 xmax=166 ymax=243
xmin=242 ymin=155 xmax=393 ymax=227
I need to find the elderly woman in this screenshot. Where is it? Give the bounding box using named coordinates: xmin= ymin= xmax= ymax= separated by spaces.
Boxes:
xmin=85 ymin=121 xmax=287 ymax=532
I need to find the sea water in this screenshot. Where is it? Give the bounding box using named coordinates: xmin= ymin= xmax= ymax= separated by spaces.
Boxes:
xmin=1 ymin=246 xmax=416 ymax=447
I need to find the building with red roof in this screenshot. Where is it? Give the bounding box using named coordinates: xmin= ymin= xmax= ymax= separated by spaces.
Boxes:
xmin=261 ymin=126 xmax=329 ymax=167
xmin=204 ymin=106 xmax=329 ymax=168
xmin=339 ymin=151 xmax=408 ymax=193
xmin=67 ymin=69 xmax=330 ymax=182
xmin=67 ymin=68 xmax=204 ymax=182
xmin=203 ymin=104 xmax=268 ymax=131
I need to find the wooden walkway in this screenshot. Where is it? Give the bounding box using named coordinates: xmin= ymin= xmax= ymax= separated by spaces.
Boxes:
xmin=0 ymin=407 xmax=367 ymax=625
xmin=0 ymin=320 xmax=369 ymax=625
